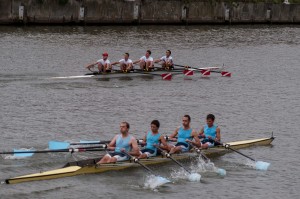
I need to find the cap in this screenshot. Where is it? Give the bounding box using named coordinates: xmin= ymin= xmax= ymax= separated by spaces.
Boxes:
xmin=102 ymin=52 xmax=108 ymax=56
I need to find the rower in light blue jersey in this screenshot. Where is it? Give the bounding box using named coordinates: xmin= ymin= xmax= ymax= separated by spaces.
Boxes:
xmin=97 ymin=122 xmax=139 ymax=164
xmin=168 ymin=115 xmax=200 ymax=154
xmin=138 ymin=120 xmax=169 ymax=159
xmin=198 ymin=114 xmax=221 ymax=149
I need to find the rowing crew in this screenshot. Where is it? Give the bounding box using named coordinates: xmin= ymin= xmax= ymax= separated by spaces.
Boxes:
xmin=97 ymin=114 xmax=220 ymax=164
xmin=86 ymin=50 xmax=174 ymax=73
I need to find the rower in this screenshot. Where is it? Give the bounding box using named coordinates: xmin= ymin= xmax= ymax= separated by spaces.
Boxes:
xmin=85 ymin=52 xmax=112 ymax=73
xmin=97 ymin=122 xmax=139 ymax=164
xmin=133 ymin=50 xmax=154 ymax=71
xmin=197 ymin=114 xmax=221 ymax=149
xmin=154 ymin=50 xmax=174 ymax=70
xmin=138 ymin=120 xmax=169 ymax=159
xmin=168 ymin=115 xmax=200 ymax=154
xmin=111 ymin=53 xmax=133 ymax=72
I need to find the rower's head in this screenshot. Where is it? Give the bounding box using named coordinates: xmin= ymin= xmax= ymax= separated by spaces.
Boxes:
xmin=151 ymin=120 xmax=160 ymax=133
xmin=146 ymin=50 xmax=151 ymax=58
xmin=166 ymin=50 xmax=171 ymax=57
xmin=120 ymin=121 xmax=130 ymax=135
xmin=102 ymin=52 xmax=108 ymax=60
xmin=206 ymin=114 xmax=215 ymax=127
xmin=124 ymin=53 xmax=129 ymax=60
xmin=182 ymin=115 xmax=191 ymax=128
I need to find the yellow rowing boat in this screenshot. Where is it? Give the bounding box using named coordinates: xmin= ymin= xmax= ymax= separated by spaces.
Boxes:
xmin=5 ymin=136 xmax=274 ymax=184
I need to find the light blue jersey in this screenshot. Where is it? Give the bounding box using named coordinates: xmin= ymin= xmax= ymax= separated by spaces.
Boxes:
xmin=177 ymin=127 xmax=193 ymax=145
xmin=145 ymin=131 xmax=161 ymax=151
xmin=204 ymin=124 xmax=217 ymax=140
xmin=115 ymin=134 xmax=132 ymax=153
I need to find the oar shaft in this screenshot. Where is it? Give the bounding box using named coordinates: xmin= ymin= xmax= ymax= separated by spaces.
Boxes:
xmin=155 ymin=146 xmax=191 ymax=174
xmin=215 ymin=140 xmax=256 ymax=161
xmin=0 ymin=145 xmax=107 ymax=155
xmin=122 ymin=151 xmax=156 ymax=175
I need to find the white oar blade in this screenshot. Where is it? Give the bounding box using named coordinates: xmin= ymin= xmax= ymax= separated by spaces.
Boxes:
xmin=13 ymin=149 xmax=35 ymax=157
xmin=144 ymin=175 xmax=171 ymax=189
xmin=255 ymin=161 xmax=270 ymax=171
xmin=216 ymin=168 xmax=227 ymax=176
xmin=48 ymin=141 xmax=70 ymax=150
xmin=188 ymin=173 xmax=201 ymax=182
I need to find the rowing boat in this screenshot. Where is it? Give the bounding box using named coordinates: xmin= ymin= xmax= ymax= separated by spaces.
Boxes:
xmin=5 ymin=136 xmax=274 ymax=184
xmin=50 ymin=67 xmax=224 ymax=79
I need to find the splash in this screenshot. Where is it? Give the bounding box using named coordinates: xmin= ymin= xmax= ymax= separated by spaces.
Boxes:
xmin=144 ymin=175 xmax=171 ymax=190
xmin=192 ymin=156 xmax=226 ymax=176
xmin=170 ymin=168 xmax=201 ymax=182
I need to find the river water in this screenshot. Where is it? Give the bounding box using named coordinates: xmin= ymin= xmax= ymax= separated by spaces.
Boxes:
xmin=0 ymin=25 xmax=299 ymax=199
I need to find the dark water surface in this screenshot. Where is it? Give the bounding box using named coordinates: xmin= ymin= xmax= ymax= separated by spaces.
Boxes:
xmin=0 ymin=25 xmax=299 ymax=199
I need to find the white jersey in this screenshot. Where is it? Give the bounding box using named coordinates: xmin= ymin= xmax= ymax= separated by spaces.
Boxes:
xmin=119 ymin=58 xmax=133 ymax=65
xmin=160 ymin=55 xmax=173 ymax=64
xmin=97 ymin=59 xmax=110 ymax=65
xmin=140 ymin=56 xmax=153 ymax=62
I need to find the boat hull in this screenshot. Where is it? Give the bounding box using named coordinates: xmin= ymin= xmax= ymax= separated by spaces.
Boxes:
xmin=5 ymin=137 xmax=274 ymax=184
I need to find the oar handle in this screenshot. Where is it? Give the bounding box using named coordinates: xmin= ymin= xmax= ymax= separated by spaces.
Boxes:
xmin=122 ymin=150 xmax=155 ymax=174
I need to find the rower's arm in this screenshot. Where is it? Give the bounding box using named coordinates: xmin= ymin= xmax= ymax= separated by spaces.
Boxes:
xmin=154 ymin=59 xmax=161 ymax=63
xmin=168 ymin=127 xmax=179 ymax=141
xmin=199 ymin=127 xmax=205 ymax=138
xmin=215 ymin=127 xmax=221 ymax=142
xmin=140 ymin=133 xmax=147 ymax=146
xmin=107 ymin=135 xmax=117 ymax=151
xmin=191 ymin=130 xmax=201 ymax=147
xmin=85 ymin=62 xmax=97 ymax=69
xmin=133 ymin=60 xmax=140 ymax=64
xmin=129 ymin=137 xmax=140 ymax=156
xmin=159 ymin=135 xmax=169 ymax=148
xmin=111 ymin=61 xmax=119 ymax=65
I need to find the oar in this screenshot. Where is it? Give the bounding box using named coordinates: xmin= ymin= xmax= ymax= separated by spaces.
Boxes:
xmin=0 ymin=145 xmax=108 ymax=155
xmin=48 ymin=140 xmax=110 ymax=150
xmin=214 ymin=140 xmax=270 ymax=171
xmin=155 ymin=146 xmax=201 ymax=182
xmin=132 ymin=69 xmax=174 ymax=80
xmin=190 ymin=143 xmax=226 ymax=176
xmin=174 ymin=64 xmax=231 ymax=77
xmin=122 ymin=150 xmax=171 ymax=188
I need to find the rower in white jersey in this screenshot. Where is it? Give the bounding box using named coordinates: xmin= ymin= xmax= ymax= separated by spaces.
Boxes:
xmin=154 ymin=50 xmax=174 ymax=70
xmin=138 ymin=120 xmax=169 ymax=159
xmin=196 ymin=114 xmax=221 ymax=149
xmin=133 ymin=50 xmax=154 ymax=71
xmin=168 ymin=115 xmax=200 ymax=154
xmin=97 ymin=122 xmax=139 ymax=164
xmin=86 ymin=52 xmax=112 ymax=73
xmin=111 ymin=53 xmax=133 ymax=72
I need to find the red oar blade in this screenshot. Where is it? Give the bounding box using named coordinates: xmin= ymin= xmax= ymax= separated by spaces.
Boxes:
xmin=200 ymin=70 xmax=210 ymax=77
xmin=221 ymin=71 xmax=231 ymax=77
xmin=161 ymin=73 xmax=172 ymax=80
xmin=183 ymin=70 xmax=194 ymax=76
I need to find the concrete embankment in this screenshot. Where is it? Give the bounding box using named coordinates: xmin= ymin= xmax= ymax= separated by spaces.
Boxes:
xmin=0 ymin=0 xmax=299 ymax=25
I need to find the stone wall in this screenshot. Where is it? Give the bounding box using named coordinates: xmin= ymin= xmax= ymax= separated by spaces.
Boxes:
xmin=0 ymin=0 xmax=299 ymax=24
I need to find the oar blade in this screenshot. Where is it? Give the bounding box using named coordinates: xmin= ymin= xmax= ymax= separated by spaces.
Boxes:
xmin=13 ymin=149 xmax=35 ymax=157
xmin=144 ymin=175 xmax=171 ymax=189
xmin=255 ymin=161 xmax=270 ymax=171
xmin=161 ymin=73 xmax=172 ymax=80
xmin=221 ymin=71 xmax=231 ymax=77
xmin=187 ymin=173 xmax=201 ymax=182
xmin=183 ymin=70 xmax=194 ymax=76
xmin=48 ymin=141 xmax=70 ymax=150
xmin=200 ymin=70 xmax=210 ymax=77
xmin=216 ymin=168 xmax=227 ymax=176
